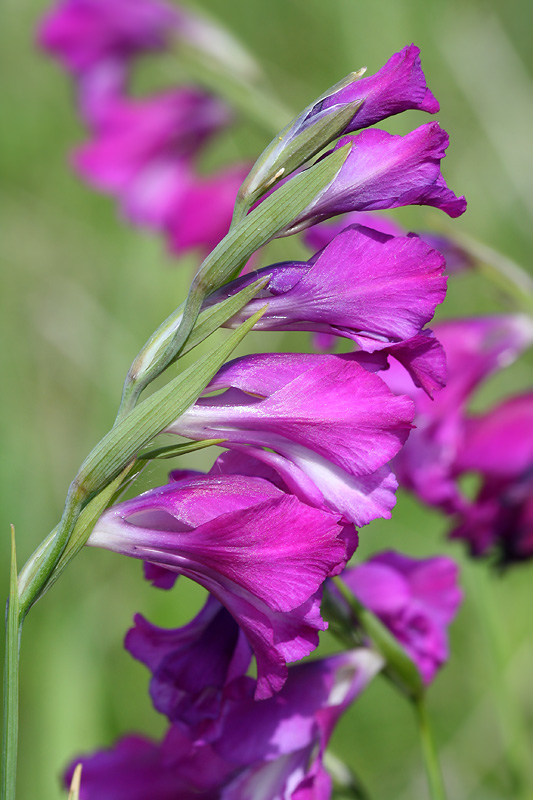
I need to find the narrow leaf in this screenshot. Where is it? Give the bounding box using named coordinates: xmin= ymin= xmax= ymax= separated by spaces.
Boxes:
xmin=2 ymin=526 xmax=20 ymax=800
xmin=78 ymin=308 xmax=266 ymax=498
xmin=180 ymin=275 xmax=270 ymax=356
xmin=138 ymin=438 xmax=226 ymax=461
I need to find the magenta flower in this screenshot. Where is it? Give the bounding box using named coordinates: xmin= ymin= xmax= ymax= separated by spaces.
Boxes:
xmin=321 ymin=44 xmax=439 ymax=131
xmin=39 ymin=0 xmax=179 ymax=123
xmin=451 ymin=393 xmax=533 ymax=562
xmin=65 ymin=647 xmax=382 ymax=800
xmin=246 ymin=44 xmax=439 ymax=198
xmin=38 ymin=0 xmax=176 ymax=74
xmin=165 ymin=163 xmax=250 ymax=256
xmin=167 ymin=352 xmax=415 ymax=526
xmin=74 ymin=89 xmax=231 ymax=226
xmin=338 ymin=551 xmax=462 ymax=684
xmin=88 ymin=471 xmax=352 ymax=698
xmin=125 ymin=597 xmax=252 ymax=736
xmin=383 ymin=315 xmax=533 ymax=511
xmin=207 ymin=223 xmax=447 ymax=353
xmin=281 ymin=123 xmax=466 ymax=234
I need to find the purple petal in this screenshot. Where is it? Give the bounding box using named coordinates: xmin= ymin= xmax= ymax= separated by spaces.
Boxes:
xmin=218 ymin=226 xmax=447 ymax=352
xmin=455 ymin=393 xmax=533 ymax=477
xmin=63 ymin=733 xmax=221 ymax=800
xmin=38 ymin=0 xmax=178 ymax=74
xmin=323 ymin=44 xmax=439 ymax=132
xmin=287 ymin=123 xmax=466 ymax=232
xmin=173 ymin=353 xmax=414 ymax=479
xmin=125 ymin=597 xmax=251 ymax=728
xmin=88 ymin=474 xmax=349 ymax=698
xmin=340 ymin=551 xmax=462 ymax=683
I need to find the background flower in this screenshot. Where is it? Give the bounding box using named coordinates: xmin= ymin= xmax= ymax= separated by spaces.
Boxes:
xmin=335 ymin=551 xmax=462 ymax=684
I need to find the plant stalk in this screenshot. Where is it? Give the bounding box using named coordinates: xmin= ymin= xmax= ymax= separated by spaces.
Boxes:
xmin=2 ymin=528 xmax=20 ymax=800
xmin=415 ymin=696 xmax=447 ymax=800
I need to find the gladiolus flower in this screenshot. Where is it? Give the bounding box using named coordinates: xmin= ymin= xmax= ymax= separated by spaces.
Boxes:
xmin=167 ymin=352 xmax=415 ymax=526
xmin=280 ymin=123 xmax=466 ymax=235
xmin=451 ymin=393 xmax=533 ymax=563
xmin=65 ymin=642 xmax=382 ymax=799
xmin=88 ymin=471 xmax=353 ymax=698
xmin=39 ymin=0 xmax=179 ymax=123
xmin=383 ymin=314 xmax=533 ymax=511
xmin=73 ymin=90 xmax=231 ymax=223
xmin=207 ymin=223 xmax=447 ymax=356
xmin=337 ymin=551 xmax=462 ymax=683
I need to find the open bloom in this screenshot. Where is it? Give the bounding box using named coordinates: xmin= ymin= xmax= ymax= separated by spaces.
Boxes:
xmin=73 ymin=88 xmax=249 ymax=253
xmin=451 ymin=393 xmax=533 ymax=563
xmin=337 ymin=551 xmax=462 ymax=683
xmin=88 ymin=471 xmax=353 ymax=698
xmin=206 ymin=224 xmax=447 ymax=387
xmin=39 ymin=0 xmax=177 ymax=75
xmin=383 ymin=314 xmax=533 ymax=512
xmin=280 ymin=123 xmax=466 ymax=235
xmin=66 ymin=628 xmax=382 ymax=800
xmin=167 ymin=352 xmax=415 ymax=526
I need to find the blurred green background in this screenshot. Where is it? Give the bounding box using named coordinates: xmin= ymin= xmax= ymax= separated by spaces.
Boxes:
xmin=2 ymin=0 xmax=533 ymax=798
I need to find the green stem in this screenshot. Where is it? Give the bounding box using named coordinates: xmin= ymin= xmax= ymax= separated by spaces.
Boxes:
xmin=466 ymin=568 xmax=532 ymax=796
xmin=415 ymin=696 xmax=447 ymax=800
xmin=17 ymin=485 xmax=85 ymax=619
xmin=115 ymin=304 xmax=185 ymax=424
xmin=2 ymin=528 xmax=20 ymax=800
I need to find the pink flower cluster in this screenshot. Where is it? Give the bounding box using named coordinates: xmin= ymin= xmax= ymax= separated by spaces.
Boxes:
xmin=64 ymin=548 xmax=461 ymax=797
xmin=40 ymin=4 xmax=473 ymax=795
xmin=77 ymin=26 xmax=467 ymax=698
xmin=39 ymin=0 xmax=249 ymax=256
xmin=384 ymin=314 xmax=533 ymax=563
xmin=66 ymin=602 xmax=383 ymax=799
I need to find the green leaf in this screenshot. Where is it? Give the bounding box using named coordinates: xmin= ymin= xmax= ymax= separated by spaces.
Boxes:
xmin=138 ymin=438 xmax=226 ymax=461
xmin=78 ymin=307 xmax=266 ymax=500
xmin=332 ymin=577 xmax=425 ymax=700
xmin=2 ymin=526 xmax=20 ymax=800
xmin=17 ymin=465 xmax=136 ymax=609
xmin=234 ymin=92 xmax=363 ymax=219
xmin=180 ymin=275 xmax=270 ymax=356
xmin=169 ymin=143 xmax=351 ymax=364
xmin=116 ymin=275 xmax=270 ymax=419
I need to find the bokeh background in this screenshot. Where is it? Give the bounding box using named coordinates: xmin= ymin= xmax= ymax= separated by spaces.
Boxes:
xmin=2 ymin=1 xmax=533 ymax=798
